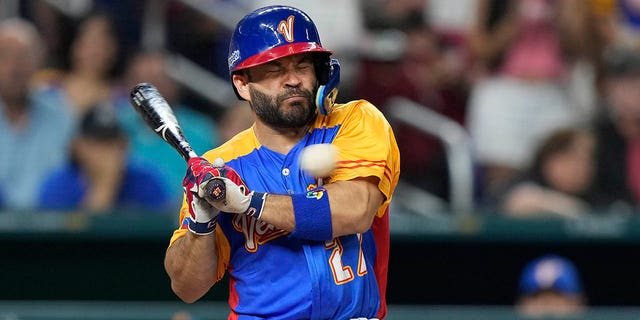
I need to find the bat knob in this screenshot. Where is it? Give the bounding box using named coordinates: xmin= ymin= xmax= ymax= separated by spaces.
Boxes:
xmin=205 ymin=178 xmax=226 ymax=202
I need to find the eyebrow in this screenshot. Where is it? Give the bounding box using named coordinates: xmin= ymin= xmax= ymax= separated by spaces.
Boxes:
xmin=266 ymin=55 xmax=314 ymax=67
xmin=264 ymin=61 xmax=281 ymax=68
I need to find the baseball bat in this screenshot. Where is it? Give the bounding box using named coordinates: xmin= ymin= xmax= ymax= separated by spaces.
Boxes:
xmin=129 ymin=82 xmax=225 ymax=202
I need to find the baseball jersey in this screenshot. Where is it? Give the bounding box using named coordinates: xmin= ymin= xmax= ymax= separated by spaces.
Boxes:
xmin=169 ymin=100 xmax=400 ymax=319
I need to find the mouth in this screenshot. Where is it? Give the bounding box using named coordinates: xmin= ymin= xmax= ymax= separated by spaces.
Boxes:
xmin=281 ymin=95 xmax=306 ymax=105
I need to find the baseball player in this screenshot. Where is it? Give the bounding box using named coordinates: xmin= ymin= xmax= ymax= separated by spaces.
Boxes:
xmin=164 ymin=5 xmax=400 ymax=319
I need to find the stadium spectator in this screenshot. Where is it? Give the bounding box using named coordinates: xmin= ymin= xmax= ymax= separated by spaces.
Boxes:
xmin=424 ymin=0 xmax=477 ymax=41
xmin=466 ymin=0 xmax=604 ymax=204
xmin=499 ymin=127 xmax=603 ymax=218
xmin=115 ymin=49 xmax=220 ymax=203
xmin=21 ymin=0 xmax=76 ymax=70
xmin=36 ymin=10 xmax=123 ymax=119
xmin=592 ymin=46 xmax=640 ymax=210
xmin=607 ymin=0 xmax=640 ymax=49
xmin=356 ymin=3 xmax=470 ymax=202
xmin=38 ymin=105 xmax=171 ymax=213
xmin=0 ymin=18 xmax=75 ymax=210
xmin=516 ymin=254 xmax=587 ymax=318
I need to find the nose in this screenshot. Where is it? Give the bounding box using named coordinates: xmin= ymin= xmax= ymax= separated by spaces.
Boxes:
xmin=283 ymin=68 xmax=303 ymax=88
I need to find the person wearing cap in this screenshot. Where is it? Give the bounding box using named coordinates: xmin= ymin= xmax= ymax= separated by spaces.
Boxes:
xmin=163 ymin=5 xmax=400 ymax=320
xmin=38 ymin=105 xmax=171 ymax=213
xmin=115 ymin=49 xmax=221 ymax=204
xmin=516 ymin=254 xmax=587 ymax=317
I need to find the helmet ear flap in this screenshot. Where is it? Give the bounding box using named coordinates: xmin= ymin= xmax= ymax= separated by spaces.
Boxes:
xmin=313 ymin=53 xmax=331 ymax=85
xmin=315 ymin=58 xmax=340 ymax=115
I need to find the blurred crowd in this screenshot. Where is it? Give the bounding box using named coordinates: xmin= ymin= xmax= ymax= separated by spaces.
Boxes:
xmin=2 ymin=0 xmax=640 ymax=219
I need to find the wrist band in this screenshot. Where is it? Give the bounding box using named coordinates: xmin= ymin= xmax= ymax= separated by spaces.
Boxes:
xmin=291 ymin=187 xmax=332 ymax=241
xmin=245 ymin=191 xmax=267 ymax=220
xmin=186 ymin=217 xmax=217 ymax=235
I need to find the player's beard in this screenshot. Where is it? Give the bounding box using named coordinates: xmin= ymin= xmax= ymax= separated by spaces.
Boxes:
xmin=249 ymin=85 xmax=317 ymax=129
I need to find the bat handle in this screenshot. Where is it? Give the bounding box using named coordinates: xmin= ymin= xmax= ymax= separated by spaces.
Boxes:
xmin=185 ymin=150 xmax=198 ymax=161
xmin=204 ymin=178 xmax=226 ymax=202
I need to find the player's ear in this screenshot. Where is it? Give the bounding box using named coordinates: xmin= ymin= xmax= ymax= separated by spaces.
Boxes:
xmin=232 ymin=73 xmax=251 ymax=101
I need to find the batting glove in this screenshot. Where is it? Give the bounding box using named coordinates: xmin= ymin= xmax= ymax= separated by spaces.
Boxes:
xmin=182 ymin=157 xmax=221 ymax=235
xmin=207 ymin=160 xmax=267 ymax=220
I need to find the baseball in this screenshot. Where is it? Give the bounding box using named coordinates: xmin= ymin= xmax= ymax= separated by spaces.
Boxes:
xmin=299 ymin=143 xmax=338 ymax=177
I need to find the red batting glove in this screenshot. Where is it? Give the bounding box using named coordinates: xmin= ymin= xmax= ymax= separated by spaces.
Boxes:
xmin=207 ymin=158 xmax=267 ymax=219
xmin=182 ymin=157 xmax=220 ymax=235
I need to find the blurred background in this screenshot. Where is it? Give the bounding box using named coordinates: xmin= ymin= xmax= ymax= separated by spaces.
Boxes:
xmin=2 ymin=0 xmax=640 ymax=319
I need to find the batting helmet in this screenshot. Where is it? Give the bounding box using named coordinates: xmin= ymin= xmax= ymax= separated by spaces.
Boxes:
xmin=228 ymin=5 xmax=332 ymax=81
xmin=228 ymin=5 xmax=340 ymax=114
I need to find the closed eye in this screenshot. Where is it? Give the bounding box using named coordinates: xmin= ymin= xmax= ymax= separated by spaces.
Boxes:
xmin=297 ymin=57 xmax=314 ymax=70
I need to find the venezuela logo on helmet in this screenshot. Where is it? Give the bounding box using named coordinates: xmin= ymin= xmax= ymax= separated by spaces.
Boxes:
xmin=278 ymin=15 xmax=295 ymax=42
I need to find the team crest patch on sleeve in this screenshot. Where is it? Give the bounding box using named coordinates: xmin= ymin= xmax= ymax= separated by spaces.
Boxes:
xmin=306 ymin=187 xmax=326 ymax=200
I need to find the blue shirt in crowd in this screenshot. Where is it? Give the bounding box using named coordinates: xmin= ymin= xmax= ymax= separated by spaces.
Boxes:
xmin=38 ymin=161 xmax=172 ymax=212
xmin=116 ymin=98 xmax=220 ymax=203
xmin=0 ymin=87 xmax=75 ymax=210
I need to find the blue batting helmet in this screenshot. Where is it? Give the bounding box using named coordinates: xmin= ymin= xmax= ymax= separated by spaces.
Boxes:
xmin=228 ymin=5 xmax=332 ymax=81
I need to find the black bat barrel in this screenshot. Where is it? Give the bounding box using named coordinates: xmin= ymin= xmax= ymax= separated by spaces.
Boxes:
xmin=129 ymin=82 xmax=196 ymax=161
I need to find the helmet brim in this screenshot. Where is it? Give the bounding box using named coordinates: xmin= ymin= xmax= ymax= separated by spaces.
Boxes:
xmin=232 ymin=42 xmax=331 ymax=72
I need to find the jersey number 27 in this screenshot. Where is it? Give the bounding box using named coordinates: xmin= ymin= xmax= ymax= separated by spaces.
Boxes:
xmin=325 ymin=233 xmax=367 ymax=284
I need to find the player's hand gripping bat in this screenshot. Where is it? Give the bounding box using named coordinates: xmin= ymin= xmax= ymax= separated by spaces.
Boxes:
xmin=129 ymin=82 xmax=225 ymax=202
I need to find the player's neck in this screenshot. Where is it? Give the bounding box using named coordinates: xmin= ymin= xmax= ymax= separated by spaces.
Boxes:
xmin=253 ymin=120 xmax=308 ymax=155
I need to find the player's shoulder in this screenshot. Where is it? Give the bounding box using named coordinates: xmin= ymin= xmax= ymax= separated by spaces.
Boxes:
xmin=202 ymin=126 xmax=257 ymax=163
xmin=332 ymin=99 xmax=380 ymax=114
xmin=323 ymin=99 xmax=389 ymax=127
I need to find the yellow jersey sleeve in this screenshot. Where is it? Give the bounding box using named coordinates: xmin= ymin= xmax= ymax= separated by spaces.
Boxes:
xmin=328 ymin=100 xmax=401 ymax=217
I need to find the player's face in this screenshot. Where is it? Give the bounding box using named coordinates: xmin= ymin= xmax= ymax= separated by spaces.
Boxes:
xmin=245 ymin=54 xmax=318 ymax=128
